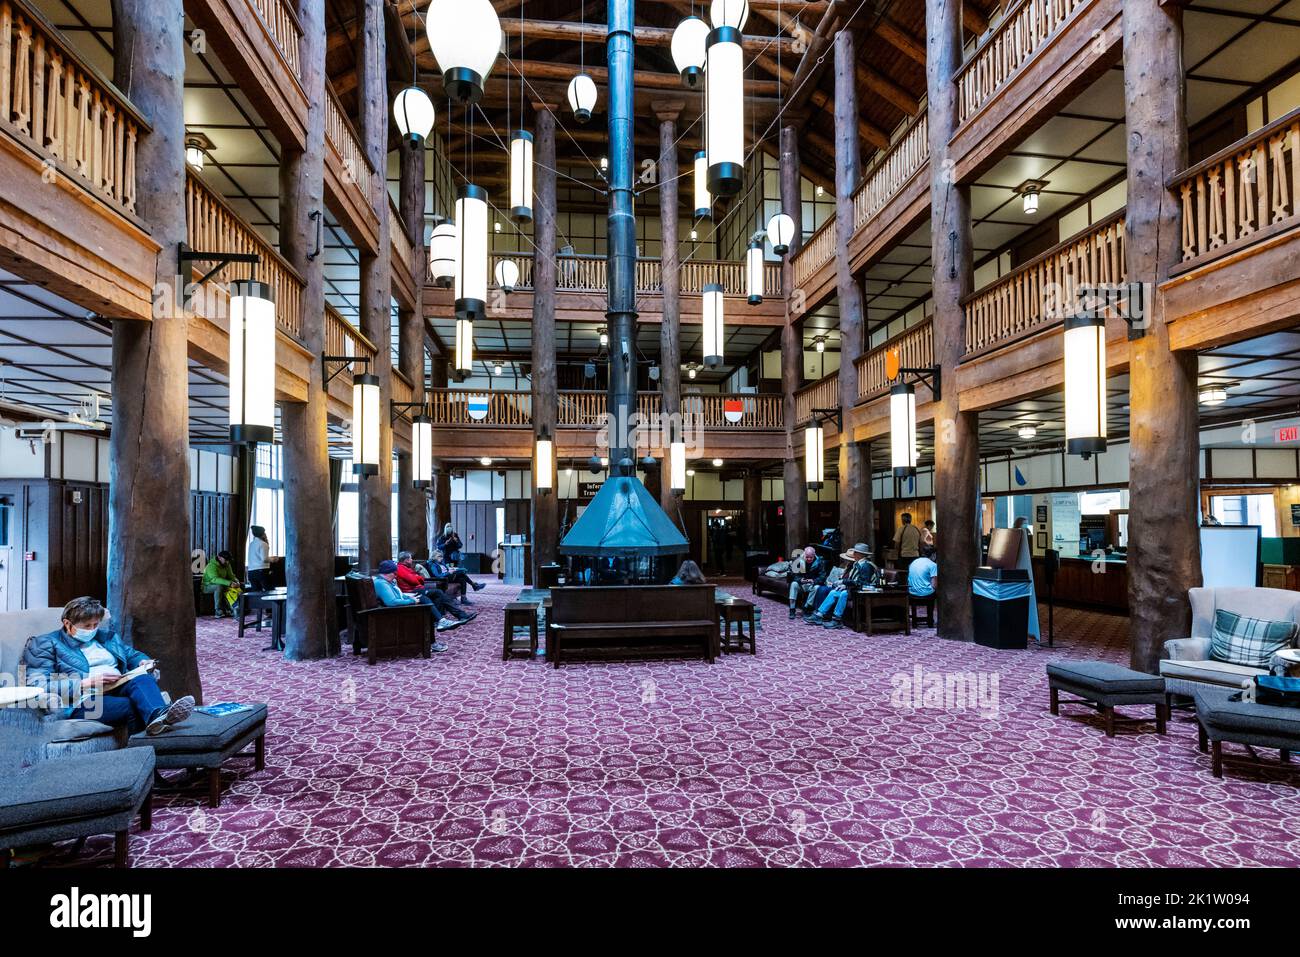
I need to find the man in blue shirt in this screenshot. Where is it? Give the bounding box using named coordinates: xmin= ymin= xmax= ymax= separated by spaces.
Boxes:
xmin=908 ymin=545 xmax=939 ymax=598
xmin=373 ymin=560 xmax=456 ymax=652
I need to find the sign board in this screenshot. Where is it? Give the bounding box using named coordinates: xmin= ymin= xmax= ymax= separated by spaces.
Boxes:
xmin=579 ymin=482 xmax=603 ymax=499
xmin=1277 ymin=425 xmax=1300 ymax=443
xmin=1291 ymin=503 xmax=1300 ymax=527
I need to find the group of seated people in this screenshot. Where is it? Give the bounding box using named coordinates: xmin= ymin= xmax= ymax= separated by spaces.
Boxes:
xmin=371 ymin=550 xmax=486 ymax=653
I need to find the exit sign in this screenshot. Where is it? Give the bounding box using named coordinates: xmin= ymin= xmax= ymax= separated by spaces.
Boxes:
xmin=1276 ymin=426 xmax=1300 ymax=443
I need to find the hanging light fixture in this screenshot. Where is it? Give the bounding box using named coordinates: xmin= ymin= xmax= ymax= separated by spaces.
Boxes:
xmin=813 ymin=336 xmax=826 ymax=354
xmin=766 ymin=212 xmax=795 ymax=255
xmin=1199 ymin=384 xmax=1228 ymax=406
xmin=412 ymin=412 xmax=433 ymax=488
xmin=494 ymin=258 xmax=519 ymax=293
xmin=493 ymin=362 xmax=504 ymax=376
xmin=672 ymin=15 xmax=709 ymax=88
xmin=428 ymin=219 xmax=457 ymax=288
xmin=455 ymin=184 xmax=488 ymax=322
xmin=393 ymin=86 xmax=435 ymax=145
xmin=426 ymin=0 xmax=501 ymax=104
xmin=688 ymin=365 xmax=697 ymax=380
xmin=712 ymin=457 xmax=724 ymax=468
xmin=669 ymin=425 xmax=687 ymax=494
xmin=535 ymin=427 xmax=554 ymax=494
xmin=184 ymin=133 xmax=209 ymax=172
xmin=1017 ymin=424 xmax=1038 ymax=441
xmin=694 ymin=151 xmax=712 ymax=219
xmin=352 ymin=372 xmax=380 ymax=477
xmin=1064 ymin=311 xmax=1107 ymax=457
xmin=746 ymin=241 xmax=764 ymax=305
xmin=702 ymin=283 xmax=725 ymax=368
xmin=568 ymin=73 xmax=598 ymax=122
xmin=454 ymin=318 xmax=474 ymax=375
xmin=480 ymin=456 xmax=493 ymax=467
xmin=805 ymin=423 xmax=825 ymax=491
xmin=890 ymin=381 xmax=918 ymax=478
xmin=710 ymin=0 xmax=749 ymax=29
xmin=228 ymin=279 xmax=275 ymax=445
xmin=1016 ymin=178 xmax=1048 ymax=216
xmin=705 ymin=23 xmax=744 ymax=197
xmin=508 ymin=130 xmax=534 ymax=223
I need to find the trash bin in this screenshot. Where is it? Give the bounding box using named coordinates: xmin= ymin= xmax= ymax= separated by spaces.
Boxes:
xmin=972 ymin=567 xmax=1030 ymax=649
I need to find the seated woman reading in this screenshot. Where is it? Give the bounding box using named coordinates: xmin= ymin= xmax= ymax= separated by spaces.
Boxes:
xmin=425 ymin=549 xmax=485 ymax=603
xmin=23 ymin=597 xmax=195 ymax=735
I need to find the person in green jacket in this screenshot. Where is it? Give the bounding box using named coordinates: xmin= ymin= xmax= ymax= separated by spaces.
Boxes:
xmin=202 ymin=550 xmax=240 ymax=618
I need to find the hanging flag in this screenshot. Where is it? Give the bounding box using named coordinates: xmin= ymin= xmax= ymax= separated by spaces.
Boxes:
xmin=467 ymin=395 xmax=490 ymax=421
xmin=723 ymin=398 xmax=745 ymax=424
xmin=906 ymin=474 xmax=915 ymax=494
xmin=1014 ymin=465 xmax=1027 ymax=486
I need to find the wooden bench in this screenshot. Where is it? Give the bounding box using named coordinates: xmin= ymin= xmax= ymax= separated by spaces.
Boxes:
xmin=547 ymin=585 xmax=719 ymax=668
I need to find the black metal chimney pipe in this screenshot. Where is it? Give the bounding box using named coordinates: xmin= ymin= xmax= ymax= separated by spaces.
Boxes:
xmin=606 ymin=0 xmax=637 ymax=474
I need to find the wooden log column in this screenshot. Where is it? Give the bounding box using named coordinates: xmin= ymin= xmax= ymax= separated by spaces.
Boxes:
xmin=278 ymin=0 xmax=334 ymax=659
xmin=397 ymin=138 xmax=427 ymax=556
xmin=1124 ymin=0 xmax=1200 ymax=673
xmin=530 ymin=107 xmax=559 ymax=581
xmin=833 ymin=30 xmax=867 ymax=549
xmin=107 ymin=0 xmax=200 ymax=699
xmin=655 ymin=100 xmax=683 ymax=525
xmin=744 ymin=469 xmax=764 ymax=553
xmin=779 ymin=122 xmax=808 ymax=554
xmin=926 ymin=0 xmax=980 ymax=641
xmin=356 ymin=0 xmax=392 ymax=569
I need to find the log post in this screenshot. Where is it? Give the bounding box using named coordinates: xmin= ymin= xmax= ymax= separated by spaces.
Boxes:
xmin=429 ymin=350 xmax=452 ymax=551
xmin=278 ymin=0 xmax=333 ymax=658
xmin=530 ymin=106 xmax=559 ymax=581
xmin=779 ymin=122 xmax=808 ymax=553
xmin=744 ymin=469 xmax=764 ymax=554
xmin=655 ymin=100 xmax=683 ymax=525
xmin=397 ymin=137 xmax=427 ymax=556
xmin=926 ymin=0 xmax=980 ymax=641
xmin=356 ymin=0 xmax=392 ymax=569
xmin=106 ymin=0 xmax=200 ymax=700
xmin=1124 ymin=0 xmax=1200 ymax=672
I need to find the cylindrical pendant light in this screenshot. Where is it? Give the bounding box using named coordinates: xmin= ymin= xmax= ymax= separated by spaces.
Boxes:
xmin=567 ymin=73 xmax=598 ymax=122
xmin=228 ymin=279 xmax=276 ymax=445
xmin=710 ymin=0 xmax=749 ymax=30
xmin=805 ymin=423 xmax=824 ymax=491
xmin=671 ymin=15 xmax=709 ymax=88
xmin=455 ymin=184 xmax=488 ymax=321
xmin=890 ymin=381 xmax=918 ymax=478
xmin=454 ymin=317 xmax=474 ymax=375
xmin=703 ymin=283 xmax=725 ymax=368
xmin=766 ymin=212 xmax=795 ymax=255
xmin=393 ymin=86 xmax=435 ymax=144
xmin=509 ymin=130 xmax=533 ymax=223
xmin=1064 ymin=312 xmax=1107 ymax=457
xmin=426 ymin=0 xmax=501 ymax=104
xmin=535 ymin=427 xmax=554 ymax=494
xmin=428 ymin=219 xmax=458 ymax=288
xmin=412 ymin=413 xmax=433 ymax=489
xmin=494 ymin=258 xmax=519 ymax=293
xmin=746 ymin=241 xmax=764 ymax=305
xmin=693 ymin=151 xmax=712 ymax=219
xmin=670 ymin=434 xmax=687 ymax=495
xmin=705 ymin=26 xmax=744 ymax=197
xmin=351 ymin=372 xmax=380 ymax=477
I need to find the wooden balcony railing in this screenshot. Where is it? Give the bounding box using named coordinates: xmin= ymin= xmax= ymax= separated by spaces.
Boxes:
xmin=325 ymin=305 xmax=377 ymax=373
xmin=391 ymin=369 xmax=414 ymax=408
xmin=423 ymin=388 xmax=783 ymax=430
xmin=963 ymin=211 xmax=1126 ymax=355
xmin=857 ymin=322 xmax=934 ymax=400
xmin=1172 ymin=106 xmax=1300 ymax=270
xmin=956 ymin=0 xmax=1088 ymax=125
xmin=185 ymin=172 xmax=305 ymax=339
xmin=326 ymin=85 xmax=372 ymax=204
xmin=680 ymin=258 xmax=783 ymax=297
xmin=0 ymin=0 xmax=145 ymax=217
xmin=794 ymin=372 xmax=839 ymax=426
xmin=451 ymin=253 xmax=783 ymax=298
xmin=248 ymin=0 xmax=302 ymax=80
xmin=792 ymin=219 xmax=836 ymax=290
xmin=854 ymin=110 xmax=929 ymax=231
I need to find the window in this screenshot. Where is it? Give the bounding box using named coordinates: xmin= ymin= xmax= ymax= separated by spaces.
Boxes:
xmin=1210 ymin=493 xmax=1277 ymax=537
xmin=252 ymin=444 xmax=285 ymax=555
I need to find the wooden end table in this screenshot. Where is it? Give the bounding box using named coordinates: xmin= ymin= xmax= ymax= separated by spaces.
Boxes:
xmin=853 ymin=589 xmax=911 ymax=635
xmin=503 ymin=602 xmax=539 ymax=661
xmin=717 ymin=599 xmax=757 ymax=655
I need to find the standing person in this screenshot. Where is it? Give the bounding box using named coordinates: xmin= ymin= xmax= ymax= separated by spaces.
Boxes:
xmin=372 ymin=560 xmax=457 ymax=651
xmin=202 ymin=551 xmax=240 ymax=618
xmin=892 ymin=513 xmax=923 ymax=568
xmin=246 ymin=525 xmax=271 ymax=591
xmin=921 ymin=519 xmax=936 ymax=549
xmin=435 ymin=524 xmax=464 ymax=564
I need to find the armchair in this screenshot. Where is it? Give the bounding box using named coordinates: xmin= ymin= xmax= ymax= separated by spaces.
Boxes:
xmin=343 ymin=576 xmax=431 ymax=666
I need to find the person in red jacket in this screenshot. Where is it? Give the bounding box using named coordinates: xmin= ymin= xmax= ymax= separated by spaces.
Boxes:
xmin=395 ymin=552 xmax=476 ymax=623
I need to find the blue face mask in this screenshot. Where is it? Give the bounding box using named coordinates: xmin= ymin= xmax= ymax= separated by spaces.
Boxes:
xmin=69 ymin=626 xmax=99 ymax=643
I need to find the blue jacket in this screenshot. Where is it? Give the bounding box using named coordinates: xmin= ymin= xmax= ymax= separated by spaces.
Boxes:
xmin=372 ymin=575 xmax=417 ymax=607
xmin=22 ymin=626 xmax=150 ymax=708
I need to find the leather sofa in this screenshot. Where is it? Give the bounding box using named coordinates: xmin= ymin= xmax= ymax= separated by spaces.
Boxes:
xmin=1161 ymin=587 xmax=1300 ymax=697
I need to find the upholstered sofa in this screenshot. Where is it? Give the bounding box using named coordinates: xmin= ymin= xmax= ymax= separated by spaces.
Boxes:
xmin=1160 ymin=587 xmax=1300 ymax=698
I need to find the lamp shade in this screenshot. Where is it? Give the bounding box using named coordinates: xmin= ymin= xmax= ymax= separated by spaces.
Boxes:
xmin=702 ymin=283 xmax=725 ymax=368
xmin=426 ymin=0 xmax=501 ymax=103
xmin=710 ymin=0 xmax=749 ymax=29
xmin=454 ymin=317 xmax=474 ymax=375
xmin=693 ymin=151 xmax=712 ymax=219
xmin=185 ymin=144 xmax=205 ymax=172
xmin=567 ymin=73 xmax=598 ymax=122
xmin=766 ymin=212 xmax=795 ymax=255
xmin=535 ymin=429 xmax=554 ymax=493
xmin=393 ymin=86 xmax=435 ymax=143
xmin=412 ymin=414 xmax=433 ymax=488
xmin=705 ymin=27 xmax=744 ymax=197
xmin=671 ymin=15 xmax=709 ymax=87
xmin=746 ymin=241 xmax=764 ymax=305
xmin=351 ymin=372 xmax=380 ymax=477
xmin=494 ymin=257 xmax=519 ymax=293
xmin=454 ymin=184 xmax=488 ymax=321
xmin=670 ymin=438 xmax=687 ymax=493
xmin=1199 ymin=385 xmax=1227 ymax=406
xmin=1064 ymin=312 xmax=1107 ymax=457
xmin=1023 ymin=189 xmax=1040 ymax=215
xmin=508 ymin=130 xmax=533 ymax=223
xmin=428 ymin=220 xmax=458 ymax=288
xmin=228 ymin=279 xmax=276 ymax=445
xmin=890 ymin=381 xmax=917 ymax=478
xmin=805 ymin=424 xmax=825 ymax=490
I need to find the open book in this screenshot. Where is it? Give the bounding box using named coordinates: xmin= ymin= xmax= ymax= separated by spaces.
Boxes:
xmin=72 ymin=663 xmax=153 ymax=708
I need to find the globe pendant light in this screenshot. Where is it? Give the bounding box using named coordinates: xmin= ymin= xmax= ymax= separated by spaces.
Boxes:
xmin=890 ymin=381 xmax=918 ymax=478
xmin=1064 ymin=311 xmax=1107 ymax=457
xmin=746 ymin=241 xmax=764 ymax=305
xmin=426 ymin=0 xmax=501 ymax=104
xmin=393 ymin=86 xmax=435 ymax=144
xmin=705 ymin=25 xmax=744 ymax=197
xmin=412 ymin=413 xmax=433 ymax=489
xmin=702 ymin=283 xmax=725 ymax=368
xmin=428 ymin=219 xmax=457 ymax=288
xmin=352 ymin=372 xmax=380 ymax=477
xmin=509 ymin=130 xmax=533 ymax=223
xmin=535 ymin=427 xmax=554 ymax=494
xmin=693 ymin=151 xmax=712 ymax=219
xmin=766 ymin=212 xmax=795 ymax=255
xmin=494 ymin=258 xmax=519 ymax=293
xmin=805 ymin=423 xmax=825 ymax=491
xmin=710 ymin=0 xmax=749 ymax=30
xmin=228 ymin=279 xmax=275 ymax=445
xmin=672 ymin=15 xmax=709 ymax=88
xmin=568 ymin=73 xmax=598 ymax=122
xmin=454 ymin=184 xmax=488 ymax=322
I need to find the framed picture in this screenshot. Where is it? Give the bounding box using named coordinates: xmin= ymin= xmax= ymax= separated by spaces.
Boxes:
xmin=1036 ymin=505 xmax=1048 ymax=523
xmin=1036 ymin=532 xmax=1048 ymax=551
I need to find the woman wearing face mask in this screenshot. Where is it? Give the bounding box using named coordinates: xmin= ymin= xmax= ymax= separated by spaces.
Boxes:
xmin=22 ymin=597 xmax=194 ymax=735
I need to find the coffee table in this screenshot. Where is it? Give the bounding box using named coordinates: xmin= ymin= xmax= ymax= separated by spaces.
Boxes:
xmin=853 ymin=589 xmax=911 ymax=635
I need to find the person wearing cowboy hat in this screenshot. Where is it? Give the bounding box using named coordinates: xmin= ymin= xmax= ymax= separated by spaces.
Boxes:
xmin=806 ymin=544 xmax=880 ymax=630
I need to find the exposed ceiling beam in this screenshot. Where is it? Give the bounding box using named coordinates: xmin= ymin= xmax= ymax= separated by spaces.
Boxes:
xmin=875 ymin=17 xmax=926 ymax=66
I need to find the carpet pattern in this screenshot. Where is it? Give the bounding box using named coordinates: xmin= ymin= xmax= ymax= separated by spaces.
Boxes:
xmin=69 ymin=580 xmax=1300 ymax=867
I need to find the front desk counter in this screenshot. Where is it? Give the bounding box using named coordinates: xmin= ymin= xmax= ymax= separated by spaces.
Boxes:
xmin=1032 ymin=553 xmax=1129 ymax=614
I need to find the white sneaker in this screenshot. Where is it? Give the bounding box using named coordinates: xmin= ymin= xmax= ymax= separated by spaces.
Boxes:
xmin=146 ymin=695 xmax=195 ymax=736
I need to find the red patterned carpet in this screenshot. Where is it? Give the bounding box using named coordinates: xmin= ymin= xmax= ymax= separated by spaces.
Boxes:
xmin=72 ymin=579 xmax=1300 ymax=867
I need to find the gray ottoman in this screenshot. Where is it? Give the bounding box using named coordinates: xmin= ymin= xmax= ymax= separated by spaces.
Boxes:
xmin=128 ymin=704 xmax=267 ymax=808
xmin=1047 ymin=660 xmax=1168 ymax=737
xmin=1194 ymin=687 xmax=1300 ymax=778
xmin=0 ymin=747 xmax=154 ymax=867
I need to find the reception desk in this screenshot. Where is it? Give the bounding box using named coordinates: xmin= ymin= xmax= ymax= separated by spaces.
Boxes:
xmin=498 ymin=542 xmax=532 ymax=586
xmin=1033 ymin=554 xmax=1128 ymax=613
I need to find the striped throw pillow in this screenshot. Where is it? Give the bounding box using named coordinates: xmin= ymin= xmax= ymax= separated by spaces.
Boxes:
xmin=1210 ymin=609 xmax=1298 ymax=668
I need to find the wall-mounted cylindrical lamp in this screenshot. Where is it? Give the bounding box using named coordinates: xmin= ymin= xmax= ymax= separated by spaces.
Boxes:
xmin=746 ymin=241 xmax=764 ymax=305
xmin=454 ymin=184 xmax=488 ymax=321
xmin=535 ymin=427 xmax=554 ymax=494
xmin=1064 ymin=311 xmax=1107 ymax=457
xmin=412 ymin=413 xmax=433 ymax=488
xmin=670 ymin=433 xmax=687 ymax=495
xmin=228 ymin=279 xmax=276 ymax=446
xmin=352 ymin=372 xmax=380 ymax=477
xmin=702 ymin=283 xmax=725 ymax=368
xmin=805 ymin=423 xmax=825 ymax=491
xmin=509 ymin=130 xmax=533 ymax=223
xmin=890 ymin=381 xmax=918 ymax=478
xmin=705 ymin=26 xmax=744 ymax=197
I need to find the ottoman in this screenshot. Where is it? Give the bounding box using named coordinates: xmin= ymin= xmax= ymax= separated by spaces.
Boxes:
xmin=1194 ymin=687 xmax=1300 ymax=778
xmin=1047 ymin=660 xmax=1168 ymax=737
xmin=128 ymin=704 xmax=268 ymax=808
